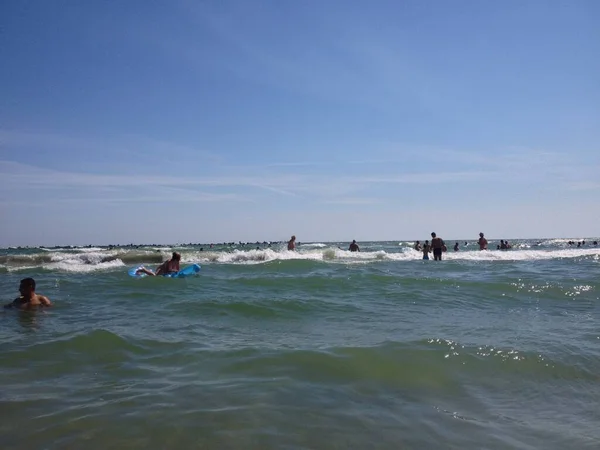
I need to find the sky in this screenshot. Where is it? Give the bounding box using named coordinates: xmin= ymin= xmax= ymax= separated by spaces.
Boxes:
xmin=1 ymin=0 xmax=599 ymax=246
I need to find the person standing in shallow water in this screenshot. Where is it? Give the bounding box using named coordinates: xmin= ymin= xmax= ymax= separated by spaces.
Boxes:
xmin=422 ymin=240 xmax=431 ymax=260
xmin=287 ymin=235 xmax=296 ymax=251
xmin=430 ymin=232 xmax=445 ymax=261
xmin=5 ymin=278 xmax=52 ymax=310
xmin=349 ymin=240 xmax=360 ymax=252
xmin=478 ymin=232 xmax=488 ymax=250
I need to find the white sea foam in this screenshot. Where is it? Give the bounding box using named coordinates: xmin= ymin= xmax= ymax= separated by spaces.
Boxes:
xmin=400 ymin=248 xmax=600 ymax=262
xmin=3 ymin=244 xmax=600 ymax=272
xmin=301 ymin=243 xmax=327 ymax=248
xmin=3 ymin=264 xmax=40 ymax=272
xmin=44 ymin=258 xmax=125 ymax=273
xmin=147 ymin=246 xmax=600 ymax=266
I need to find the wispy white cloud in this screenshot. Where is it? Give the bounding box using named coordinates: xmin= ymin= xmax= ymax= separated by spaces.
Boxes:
xmin=564 ymin=181 xmax=600 ymax=191
xmin=3 ymin=127 xmax=596 ymax=208
xmin=0 ymin=129 xmax=220 ymax=167
xmin=321 ymin=197 xmax=384 ymax=205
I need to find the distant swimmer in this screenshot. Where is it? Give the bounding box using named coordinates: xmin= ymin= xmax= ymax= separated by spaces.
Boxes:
xmin=414 ymin=240 xmax=422 ymax=251
xmin=349 ymin=240 xmax=360 ymax=252
xmin=430 ymin=232 xmax=445 ymax=261
xmin=4 ymin=278 xmax=52 ymax=310
xmin=136 ymin=252 xmax=181 ymax=276
xmin=422 ymin=240 xmax=431 ymax=260
xmin=287 ymin=235 xmax=296 ymax=251
xmin=478 ymin=232 xmax=488 ymax=250
xmin=454 ymin=242 xmax=459 ymax=251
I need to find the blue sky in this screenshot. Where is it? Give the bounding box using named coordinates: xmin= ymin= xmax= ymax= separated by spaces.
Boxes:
xmin=1 ymin=0 xmax=599 ymax=246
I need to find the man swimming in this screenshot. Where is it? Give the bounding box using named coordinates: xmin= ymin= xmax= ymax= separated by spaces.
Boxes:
xmin=478 ymin=232 xmax=488 ymax=250
xmin=4 ymin=278 xmax=52 ymax=310
xmin=430 ymin=232 xmax=445 ymax=261
xmin=137 ymin=252 xmax=181 ymax=276
xmin=349 ymin=240 xmax=360 ymax=252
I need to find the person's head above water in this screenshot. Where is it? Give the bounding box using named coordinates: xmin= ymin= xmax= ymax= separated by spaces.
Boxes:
xmin=172 ymin=252 xmax=181 ymax=261
xmin=290 ymin=235 xmax=296 ymax=241
xmin=431 ymin=232 xmax=436 ymax=238
xmin=352 ymin=240 xmax=356 ymax=244
xmin=479 ymin=232 xmax=484 ymax=237
xmin=19 ymin=277 xmax=36 ymax=295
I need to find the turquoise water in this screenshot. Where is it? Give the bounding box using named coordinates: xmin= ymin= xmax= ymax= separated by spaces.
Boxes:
xmin=1 ymin=239 xmax=599 ymax=449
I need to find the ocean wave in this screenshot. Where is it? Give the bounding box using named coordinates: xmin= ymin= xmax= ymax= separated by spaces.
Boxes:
xmin=0 ymin=329 xmax=175 ymax=367
xmin=1 ymin=245 xmax=600 ymax=273
xmin=301 ymin=243 xmax=328 ymax=248
xmin=44 ymin=259 xmax=126 ymax=273
xmin=219 ymin=339 xmax=598 ymax=386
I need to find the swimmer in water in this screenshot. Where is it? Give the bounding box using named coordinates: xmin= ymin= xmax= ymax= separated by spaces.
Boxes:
xmin=430 ymin=232 xmax=445 ymax=261
xmin=4 ymin=278 xmax=52 ymax=310
xmin=422 ymin=240 xmax=431 ymax=260
xmin=287 ymin=235 xmax=296 ymax=251
xmin=137 ymin=252 xmax=181 ymax=276
xmin=349 ymin=240 xmax=360 ymax=252
xmin=478 ymin=232 xmax=488 ymax=250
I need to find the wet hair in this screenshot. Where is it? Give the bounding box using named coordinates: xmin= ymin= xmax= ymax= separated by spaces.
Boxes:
xmin=20 ymin=277 xmax=36 ymax=290
xmin=172 ymin=252 xmax=181 ymax=260
xmin=431 ymin=232 xmax=436 ymax=238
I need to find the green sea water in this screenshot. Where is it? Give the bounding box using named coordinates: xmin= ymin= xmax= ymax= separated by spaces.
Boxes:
xmin=1 ymin=239 xmax=599 ymax=449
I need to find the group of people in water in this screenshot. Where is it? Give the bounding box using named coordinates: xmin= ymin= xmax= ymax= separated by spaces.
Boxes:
xmin=413 ymin=232 xmax=448 ymax=260
xmin=288 ymin=235 xmax=361 ymax=252
xmin=6 ymin=233 xmax=597 ymax=310
xmin=289 ymin=232 xmax=519 ymax=262
xmin=567 ymin=240 xmax=598 ymax=247
xmin=413 ymin=232 xmax=513 ymax=260
xmin=4 ymin=253 xmax=187 ymax=310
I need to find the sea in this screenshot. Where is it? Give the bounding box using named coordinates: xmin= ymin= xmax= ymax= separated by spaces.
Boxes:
xmin=1 ymin=238 xmax=599 ymax=449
